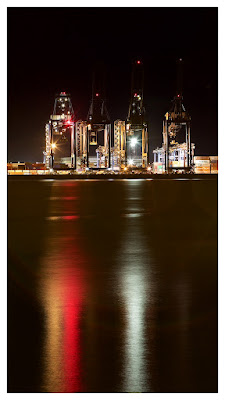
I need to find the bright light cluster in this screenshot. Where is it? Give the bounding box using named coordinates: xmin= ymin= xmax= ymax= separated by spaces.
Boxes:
xmin=130 ymin=137 xmax=138 ymax=147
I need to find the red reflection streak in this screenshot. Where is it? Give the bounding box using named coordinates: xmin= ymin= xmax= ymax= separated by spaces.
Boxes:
xmin=49 ymin=197 xmax=78 ymax=201
xmin=62 ymin=182 xmax=78 ymax=187
xmin=63 ymin=215 xmax=79 ymax=220
xmin=42 ymin=182 xmax=89 ymax=393
xmin=60 ymin=184 xmax=86 ymax=392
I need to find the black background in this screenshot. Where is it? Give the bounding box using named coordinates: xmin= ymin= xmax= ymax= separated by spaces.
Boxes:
xmin=7 ymin=7 xmax=218 ymax=162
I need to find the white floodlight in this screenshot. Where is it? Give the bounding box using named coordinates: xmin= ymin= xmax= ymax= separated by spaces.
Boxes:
xmin=130 ymin=137 xmax=138 ymax=147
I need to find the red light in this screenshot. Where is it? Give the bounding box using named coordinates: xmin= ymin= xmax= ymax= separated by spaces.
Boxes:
xmin=177 ymin=94 xmax=180 ymax=98
xmin=65 ymin=120 xmax=72 ymax=126
xmin=137 ymin=60 xmax=141 ymax=64
xmin=63 ymin=215 xmax=79 ymax=220
xmin=96 ymin=93 xmax=99 ymax=97
xmin=134 ymin=93 xmax=137 ymax=97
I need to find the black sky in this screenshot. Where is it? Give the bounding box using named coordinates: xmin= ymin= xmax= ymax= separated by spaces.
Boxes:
xmin=7 ymin=7 xmax=218 ymax=162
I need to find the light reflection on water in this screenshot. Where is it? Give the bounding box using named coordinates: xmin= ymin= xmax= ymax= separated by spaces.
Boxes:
xmin=117 ymin=182 xmax=152 ymax=392
xmin=39 ymin=182 xmax=87 ymax=392
xmin=49 ymin=196 xmax=78 ymax=200
xmin=119 ymin=239 xmax=150 ymax=392
xmin=7 ymin=179 xmax=218 ymax=393
xmin=40 ymin=262 xmax=85 ymax=393
xmin=46 ymin=215 xmax=79 ymax=221
xmin=40 ymin=229 xmax=87 ymax=392
xmin=39 ymin=180 xmax=155 ymax=392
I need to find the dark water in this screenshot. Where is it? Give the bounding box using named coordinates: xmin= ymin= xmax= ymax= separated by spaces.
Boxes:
xmin=7 ymin=178 xmax=218 ymax=393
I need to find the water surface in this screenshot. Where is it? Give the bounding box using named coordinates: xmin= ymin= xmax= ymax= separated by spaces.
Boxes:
xmin=8 ymin=178 xmax=218 ymax=392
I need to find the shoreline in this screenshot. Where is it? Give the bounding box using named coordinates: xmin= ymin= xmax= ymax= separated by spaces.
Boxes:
xmin=7 ymin=173 xmax=218 ymax=180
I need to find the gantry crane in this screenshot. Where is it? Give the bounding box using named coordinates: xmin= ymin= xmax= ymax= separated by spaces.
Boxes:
xmin=163 ymin=59 xmax=192 ymax=172
xmin=125 ymin=60 xmax=148 ymax=168
xmin=86 ymin=69 xmax=111 ymax=169
xmin=44 ymin=92 xmax=75 ymax=169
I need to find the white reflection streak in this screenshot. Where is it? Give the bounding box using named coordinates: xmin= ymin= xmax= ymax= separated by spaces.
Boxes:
xmin=122 ymin=271 xmax=147 ymax=392
xmin=120 ymin=182 xmax=149 ymax=392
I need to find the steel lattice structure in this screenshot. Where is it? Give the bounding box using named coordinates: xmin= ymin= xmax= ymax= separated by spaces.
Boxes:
xmin=163 ymin=59 xmax=193 ymax=172
xmin=125 ymin=60 xmax=148 ymax=168
xmin=44 ymin=92 xmax=75 ymax=169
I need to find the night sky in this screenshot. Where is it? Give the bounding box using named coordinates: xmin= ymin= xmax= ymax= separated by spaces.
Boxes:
xmin=8 ymin=7 xmax=218 ymax=163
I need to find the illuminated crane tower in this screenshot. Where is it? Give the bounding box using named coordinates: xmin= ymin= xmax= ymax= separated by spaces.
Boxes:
xmin=85 ymin=71 xmax=111 ymax=169
xmin=75 ymin=120 xmax=88 ymax=170
xmin=163 ymin=59 xmax=193 ymax=172
xmin=125 ymin=60 xmax=148 ymax=168
xmin=113 ymin=120 xmax=126 ymax=169
xmin=44 ymin=92 xmax=75 ymax=169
